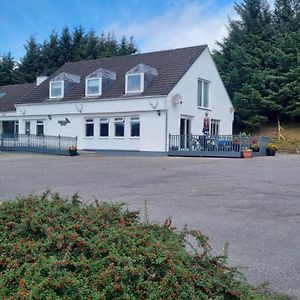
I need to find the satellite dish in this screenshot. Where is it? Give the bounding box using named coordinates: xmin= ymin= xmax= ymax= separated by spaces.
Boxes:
xmin=171 ymin=93 xmax=183 ymax=105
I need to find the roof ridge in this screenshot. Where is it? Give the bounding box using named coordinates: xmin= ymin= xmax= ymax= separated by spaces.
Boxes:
xmin=64 ymin=44 xmax=208 ymax=66
xmin=0 ymin=82 xmax=35 ymax=89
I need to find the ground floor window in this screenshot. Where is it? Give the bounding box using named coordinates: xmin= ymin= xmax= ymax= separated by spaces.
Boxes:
xmin=99 ymin=118 xmax=109 ymax=137
xmin=85 ymin=119 xmax=94 ymax=137
xmin=2 ymin=121 xmax=18 ymax=136
xmin=211 ymin=119 xmax=220 ymax=135
xmin=36 ymin=120 xmax=44 ymax=136
xmin=114 ymin=117 xmax=125 ymax=137
xmin=25 ymin=121 xmax=30 ymax=134
xmin=130 ymin=117 xmax=140 ymax=137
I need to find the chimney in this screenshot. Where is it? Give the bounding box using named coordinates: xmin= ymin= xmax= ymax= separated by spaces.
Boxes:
xmin=36 ymin=76 xmax=48 ymax=86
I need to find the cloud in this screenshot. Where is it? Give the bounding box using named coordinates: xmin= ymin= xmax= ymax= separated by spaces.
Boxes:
xmin=107 ymin=0 xmax=237 ymax=52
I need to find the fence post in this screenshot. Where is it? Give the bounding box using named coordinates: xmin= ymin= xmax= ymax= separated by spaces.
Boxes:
xmin=58 ymin=135 xmax=61 ymax=150
xmin=1 ymin=134 xmax=3 ymax=149
xmin=75 ymin=136 xmax=78 ymax=148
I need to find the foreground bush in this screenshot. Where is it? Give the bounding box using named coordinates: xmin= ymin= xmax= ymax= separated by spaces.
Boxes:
xmin=0 ymin=192 xmax=250 ymax=299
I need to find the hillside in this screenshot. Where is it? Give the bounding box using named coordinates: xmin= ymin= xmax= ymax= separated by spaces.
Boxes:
xmin=254 ymin=122 xmax=300 ymax=153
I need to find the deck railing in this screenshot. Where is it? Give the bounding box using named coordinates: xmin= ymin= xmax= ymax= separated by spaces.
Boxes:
xmin=0 ymin=134 xmax=77 ymax=154
xmin=168 ymin=134 xmax=269 ymax=157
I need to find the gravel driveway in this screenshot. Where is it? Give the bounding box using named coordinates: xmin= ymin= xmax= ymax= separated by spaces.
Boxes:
xmin=0 ymin=152 xmax=299 ymax=298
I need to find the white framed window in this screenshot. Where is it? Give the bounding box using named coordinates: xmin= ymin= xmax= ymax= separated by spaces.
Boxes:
xmin=99 ymin=118 xmax=109 ymax=137
xmin=50 ymin=81 xmax=64 ymax=98
xmin=197 ymin=79 xmax=209 ymax=108
xmin=14 ymin=121 xmax=19 ymax=135
xmin=36 ymin=120 xmax=44 ymax=136
xmin=25 ymin=121 xmax=30 ymax=134
xmin=125 ymin=73 xmax=144 ymax=93
xmin=130 ymin=116 xmax=140 ymax=137
xmin=85 ymin=119 xmax=94 ymax=137
xmin=211 ymin=119 xmax=220 ymax=135
xmin=114 ymin=117 xmax=125 ymax=137
xmin=85 ymin=78 xmax=102 ymax=97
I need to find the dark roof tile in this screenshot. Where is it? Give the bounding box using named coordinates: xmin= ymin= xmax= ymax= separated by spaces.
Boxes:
xmin=19 ymin=45 xmax=207 ymax=104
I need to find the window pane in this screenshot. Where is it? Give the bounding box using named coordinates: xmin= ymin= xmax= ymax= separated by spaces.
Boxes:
xmin=25 ymin=121 xmax=30 ymax=134
xmin=36 ymin=121 xmax=44 ymax=136
xmin=127 ymin=74 xmax=141 ymax=92
xmin=131 ymin=122 xmax=140 ymax=137
xmin=100 ymin=123 xmax=109 ymax=137
xmin=130 ymin=117 xmax=140 ymax=137
xmin=203 ymin=82 xmax=209 ymax=108
xmin=87 ymin=79 xmax=100 ymax=95
xmin=197 ymin=80 xmax=202 ymax=106
xmin=51 ymin=82 xmax=62 ymax=97
xmin=115 ymin=123 xmax=124 ymax=137
xmin=86 ymin=123 xmax=94 ymax=137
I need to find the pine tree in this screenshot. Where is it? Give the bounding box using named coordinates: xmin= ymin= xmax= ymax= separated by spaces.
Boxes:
xmin=16 ymin=36 xmax=42 ymax=83
xmin=0 ymin=53 xmax=16 ymax=85
xmin=41 ymin=32 xmax=60 ymax=75
xmin=58 ymin=27 xmax=73 ymax=65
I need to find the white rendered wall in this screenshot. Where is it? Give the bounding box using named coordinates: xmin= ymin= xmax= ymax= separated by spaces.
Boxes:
xmin=13 ymin=96 xmax=167 ymax=151
xmin=167 ymin=47 xmax=234 ymax=136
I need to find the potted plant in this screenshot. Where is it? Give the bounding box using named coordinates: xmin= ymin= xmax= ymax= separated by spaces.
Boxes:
xmin=250 ymin=143 xmax=260 ymax=152
xmin=68 ymin=145 xmax=78 ymax=156
xmin=266 ymin=143 xmax=278 ymax=156
xmin=242 ymin=148 xmax=253 ymax=158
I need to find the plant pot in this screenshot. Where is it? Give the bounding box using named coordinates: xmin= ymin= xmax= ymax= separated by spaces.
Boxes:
xmin=242 ymin=150 xmax=252 ymax=158
xmin=266 ymin=149 xmax=276 ymax=156
xmin=69 ymin=149 xmax=78 ymax=156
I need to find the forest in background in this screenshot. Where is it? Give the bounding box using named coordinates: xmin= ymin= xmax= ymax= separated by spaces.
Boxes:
xmin=0 ymin=0 xmax=299 ymax=132
xmin=0 ymin=26 xmax=137 ymax=85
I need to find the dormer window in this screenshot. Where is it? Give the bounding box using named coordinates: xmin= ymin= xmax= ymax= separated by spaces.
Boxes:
xmin=85 ymin=68 xmax=116 ymax=98
xmin=126 ymin=63 xmax=158 ymax=94
xmin=86 ymin=78 xmax=101 ymax=96
xmin=49 ymin=72 xmax=80 ymax=99
xmin=126 ymin=73 xmax=144 ymax=93
xmin=50 ymin=81 xmax=63 ymax=98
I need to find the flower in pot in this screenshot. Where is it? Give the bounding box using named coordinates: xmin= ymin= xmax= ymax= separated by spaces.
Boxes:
xmin=266 ymin=143 xmax=278 ymax=156
xmin=68 ymin=145 xmax=78 ymax=156
xmin=250 ymin=143 xmax=260 ymax=152
xmin=242 ymin=147 xmax=253 ymax=158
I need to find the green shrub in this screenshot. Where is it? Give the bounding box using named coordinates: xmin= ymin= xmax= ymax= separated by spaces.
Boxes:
xmin=0 ymin=191 xmax=250 ymax=299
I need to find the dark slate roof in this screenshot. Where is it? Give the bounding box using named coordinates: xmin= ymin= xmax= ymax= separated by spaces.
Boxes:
xmin=0 ymin=83 xmax=35 ymax=112
xmin=19 ymin=45 xmax=207 ymax=104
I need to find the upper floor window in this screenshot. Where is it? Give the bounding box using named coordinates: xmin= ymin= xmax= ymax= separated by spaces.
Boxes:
xmin=197 ymin=79 xmax=209 ymax=108
xmin=50 ymin=81 xmax=63 ymax=98
xmin=126 ymin=73 xmax=144 ymax=93
xmin=85 ymin=68 xmax=116 ymax=98
xmin=86 ymin=78 xmax=101 ymax=96
xmin=125 ymin=63 xmax=158 ymax=94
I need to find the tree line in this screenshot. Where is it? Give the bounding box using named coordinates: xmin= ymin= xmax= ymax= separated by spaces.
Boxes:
xmin=0 ymin=26 xmax=138 ymax=86
xmin=214 ymin=0 xmax=300 ymax=131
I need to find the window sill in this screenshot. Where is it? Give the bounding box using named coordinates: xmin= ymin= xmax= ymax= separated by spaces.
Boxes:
xmin=197 ymin=106 xmax=211 ymax=110
xmin=130 ymin=136 xmax=140 ymax=139
xmin=98 ymin=137 xmax=109 ymax=139
xmin=113 ymin=136 xmax=125 ymax=139
xmin=84 ymin=136 xmax=95 ymax=139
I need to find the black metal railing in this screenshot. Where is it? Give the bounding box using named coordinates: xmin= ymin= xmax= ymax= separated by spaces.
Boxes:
xmin=0 ymin=134 xmax=77 ymax=154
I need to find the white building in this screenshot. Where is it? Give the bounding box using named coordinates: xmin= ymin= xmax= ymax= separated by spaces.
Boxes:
xmin=0 ymin=45 xmax=234 ymax=153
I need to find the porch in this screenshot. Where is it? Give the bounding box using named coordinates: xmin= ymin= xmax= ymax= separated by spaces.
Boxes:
xmin=168 ymin=134 xmax=270 ymax=158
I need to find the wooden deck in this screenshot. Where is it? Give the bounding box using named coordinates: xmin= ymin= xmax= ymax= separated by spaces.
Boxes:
xmin=168 ymin=134 xmax=269 ymax=158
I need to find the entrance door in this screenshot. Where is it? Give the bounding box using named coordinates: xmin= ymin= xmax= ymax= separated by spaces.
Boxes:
xmin=180 ymin=118 xmax=191 ymax=149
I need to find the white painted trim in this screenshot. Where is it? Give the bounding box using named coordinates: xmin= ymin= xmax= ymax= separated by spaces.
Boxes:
xmin=49 ymin=81 xmax=64 ymax=99
xmin=85 ymin=77 xmax=102 ymax=97
xmin=125 ymin=73 xmax=144 ymax=94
